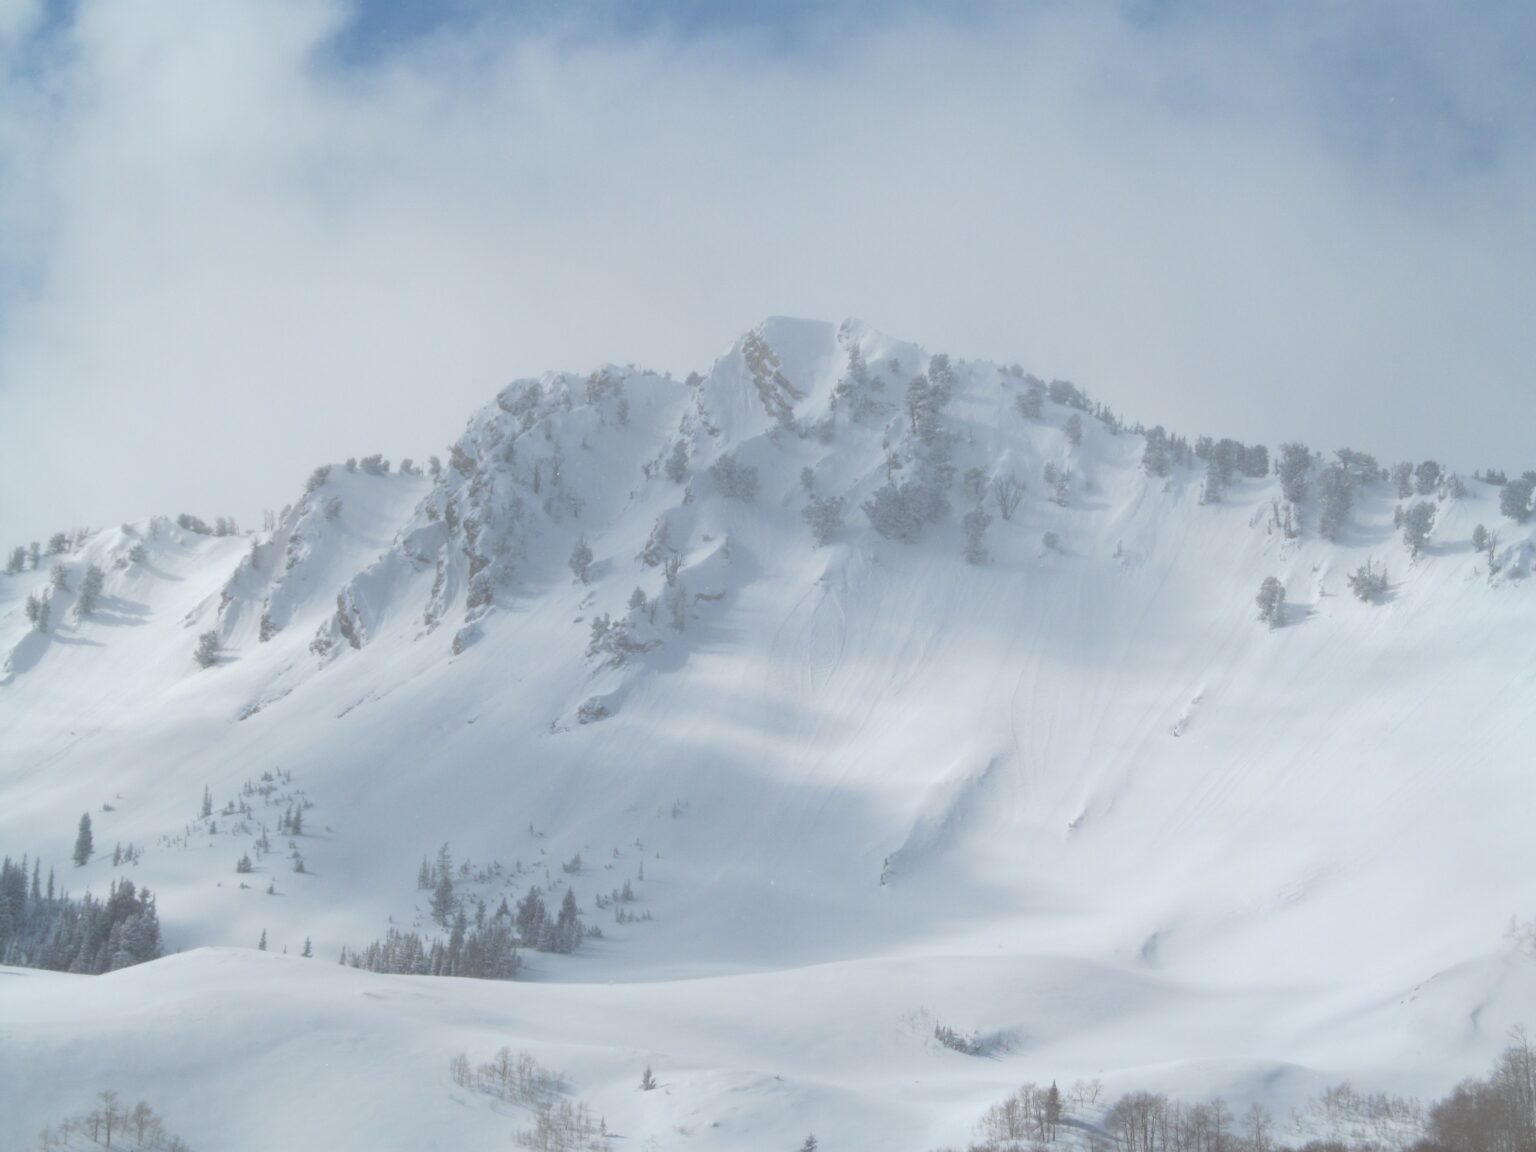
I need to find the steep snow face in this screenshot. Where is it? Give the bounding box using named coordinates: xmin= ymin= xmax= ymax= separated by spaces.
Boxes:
xmin=4 ymin=317 xmax=1536 ymax=1149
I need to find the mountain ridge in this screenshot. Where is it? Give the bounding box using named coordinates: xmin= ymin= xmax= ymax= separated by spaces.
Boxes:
xmin=3 ymin=316 xmax=1535 ymax=1149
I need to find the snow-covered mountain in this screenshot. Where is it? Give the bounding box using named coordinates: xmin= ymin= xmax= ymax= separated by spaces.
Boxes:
xmin=4 ymin=317 xmax=1536 ymax=1151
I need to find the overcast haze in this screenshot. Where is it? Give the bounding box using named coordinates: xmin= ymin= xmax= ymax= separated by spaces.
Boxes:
xmin=1 ymin=0 xmax=1533 ymax=543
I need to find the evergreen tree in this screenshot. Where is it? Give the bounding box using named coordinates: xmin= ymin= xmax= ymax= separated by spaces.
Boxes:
xmin=76 ymin=564 xmax=105 ymax=615
xmin=1415 ymin=460 xmax=1443 ymax=495
xmin=709 ymin=451 xmax=760 ymax=501
xmin=193 ymin=630 xmax=220 ymax=668
xmin=1402 ymin=500 xmax=1436 ymax=558
xmin=963 ymin=505 xmax=992 ymax=565
xmin=24 ymin=592 xmax=50 ymax=633
xmin=569 ymin=536 xmax=593 ymax=584
xmin=1318 ymin=462 xmax=1353 ymax=541
xmin=1202 ymin=455 xmax=1224 ymax=504
xmin=554 ymin=888 xmax=582 ymax=954
xmin=1500 ymin=474 xmax=1535 ymax=523
xmin=1277 ymin=443 xmax=1312 ymax=506
xmin=516 ymin=888 xmax=547 ymax=947
xmin=1348 ymin=559 xmax=1389 ymax=602
xmin=73 ymin=814 xmax=93 ymax=867
xmin=257 ymin=929 xmax=267 ymax=951
xmin=431 ymin=843 xmax=456 ymax=927
xmin=664 ymin=440 xmax=689 ymax=484
xmin=1255 ymin=577 xmax=1286 ymax=628
xmin=1242 ymin=444 xmax=1270 ymax=478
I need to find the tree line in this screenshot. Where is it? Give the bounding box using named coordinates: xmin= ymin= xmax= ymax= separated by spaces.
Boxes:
xmin=0 ymin=853 xmax=162 ymax=974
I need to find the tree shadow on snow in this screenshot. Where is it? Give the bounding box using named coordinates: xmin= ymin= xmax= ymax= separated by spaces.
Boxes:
xmin=1276 ymin=601 xmax=1317 ymax=628
xmin=2 ymin=628 xmax=104 ymax=676
xmin=134 ymin=559 xmax=184 ymax=583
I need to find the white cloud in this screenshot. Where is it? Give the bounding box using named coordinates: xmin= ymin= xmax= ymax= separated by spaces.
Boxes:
xmin=1 ymin=1 xmax=1533 ymax=541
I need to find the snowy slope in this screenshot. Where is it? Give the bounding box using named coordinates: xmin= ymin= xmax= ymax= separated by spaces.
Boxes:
xmin=3 ymin=317 xmax=1536 ymax=1150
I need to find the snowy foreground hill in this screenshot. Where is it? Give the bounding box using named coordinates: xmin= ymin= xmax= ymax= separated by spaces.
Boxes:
xmin=4 ymin=318 xmax=1536 ymax=1151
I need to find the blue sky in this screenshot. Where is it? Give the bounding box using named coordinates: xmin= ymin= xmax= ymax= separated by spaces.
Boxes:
xmin=0 ymin=0 xmax=1533 ymax=541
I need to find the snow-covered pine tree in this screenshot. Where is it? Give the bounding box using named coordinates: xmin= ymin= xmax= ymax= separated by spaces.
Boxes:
xmin=664 ymin=441 xmax=689 ymax=484
xmin=1402 ymin=501 xmax=1436 ymax=558
xmin=569 ymin=536 xmax=593 ymax=584
xmin=193 ymin=630 xmax=220 ymax=668
xmin=1255 ymin=577 xmax=1286 ymax=628
xmin=1277 ymin=443 xmax=1312 ymax=507
xmin=76 ymin=564 xmax=104 ymax=615
xmin=963 ymin=505 xmax=992 ymax=565
xmin=73 ymin=813 xmax=93 ymax=866
xmin=431 ymin=844 xmax=456 ymax=927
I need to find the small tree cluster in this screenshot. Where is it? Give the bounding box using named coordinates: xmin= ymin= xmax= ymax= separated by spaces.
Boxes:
xmin=1043 ymin=462 xmax=1070 ymax=506
xmin=514 ymin=886 xmax=585 ymax=954
xmin=802 ymin=494 xmax=846 ymax=546
xmin=28 ymin=1090 xmax=192 ymax=1152
xmin=0 ymin=854 xmax=162 ymax=974
xmin=586 ymin=614 xmax=647 ymax=667
xmin=977 ymin=1081 xmax=1062 ymax=1147
xmin=1347 ymin=559 xmax=1389 ymax=602
xmin=175 ymin=513 xmax=212 ymax=535
xmin=517 ymin=1099 xmax=612 ymax=1152
xmin=942 ymin=1073 xmax=1433 ymax=1152
xmin=934 ymin=1022 xmax=985 ymax=1055
xmin=451 ymin=1045 xmax=569 ymax=1105
xmin=25 ymin=591 xmax=50 ymax=633
xmin=340 ymin=922 xmax=522 ymax=980
xmin=709 ymin=451 xmax=760 ymax=501
xmin=863 ymin=480 xmax=946 ymax=543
